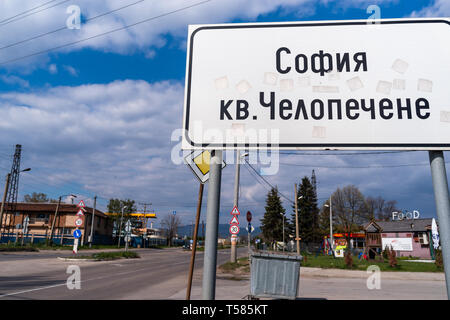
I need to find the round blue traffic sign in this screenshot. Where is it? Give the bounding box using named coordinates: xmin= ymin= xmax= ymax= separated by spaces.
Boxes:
xmin=73 ymin=229 xmax=82 ymax=239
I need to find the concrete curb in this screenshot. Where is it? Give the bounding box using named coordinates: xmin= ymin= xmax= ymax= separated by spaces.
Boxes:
xmin=300 ymin=267 xmax=445 ymax=281
xmin=57 ymin=257 xmax=99 ymax=262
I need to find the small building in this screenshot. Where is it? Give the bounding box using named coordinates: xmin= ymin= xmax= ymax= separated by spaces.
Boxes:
xmin=0 ymin=202 xmax=113 ymax=245
xmin=322 ymin=232 xmax=366 ymax=255
xmin=363 ymin=218 xmax=436 ymax=259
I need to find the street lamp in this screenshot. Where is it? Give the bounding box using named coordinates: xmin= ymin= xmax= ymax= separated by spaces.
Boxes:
xmin=118 ymin=205 xmax=127 ymax=248
xmin=324 ymin=197 xmax=334 ymax=256
xmin=49 ymin=193 xmax=76 ymax=245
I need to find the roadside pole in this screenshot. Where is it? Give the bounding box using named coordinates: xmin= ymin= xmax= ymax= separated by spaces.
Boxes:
xmin=329 ymin=195 xmax=335 ymax=257
xmin=202 ymin=150 xmax=222 ymax=300
xmin=429 ymin=151 xmax=450 ymax=299
xmin=294 ymin=184 xmax=300 ymax=255
xmin=48 ymin=196 xmax=62 ymax=245
xmin=0 ymin=173 xmax=11 ymax=240
xmin=231 ymin=150 xmax=240 ymax=263
xmin=186 ymin=183 xmax=204 ymax=300
xmin=89 ymin=196 xmax=97 ymax=248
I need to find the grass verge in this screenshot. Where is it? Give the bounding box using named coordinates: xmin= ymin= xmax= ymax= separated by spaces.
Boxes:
xmin=301 ymin=254 xmax=443 ymax=272
xmin=0 ymin=245 xmax=39 ymax=252
xmin=219 ymin=257 xmax=250 ymax=274
xmin=66 ymin=251 xmax=140 ymax=261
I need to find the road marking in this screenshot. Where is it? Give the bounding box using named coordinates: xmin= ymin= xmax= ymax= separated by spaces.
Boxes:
xmin=0 ymin=266 xmax=152 ymax=299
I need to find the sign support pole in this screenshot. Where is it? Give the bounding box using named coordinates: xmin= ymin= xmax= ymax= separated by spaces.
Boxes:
xmin=202 ymin=150 xmax=222 ymax=300
xmin=429 ymin=150 xmax=450 ymax=299
xmin=231 ymin=150 xmax=240 ymax=263
xmin=294 ymin=184 xmax=300 ymax=255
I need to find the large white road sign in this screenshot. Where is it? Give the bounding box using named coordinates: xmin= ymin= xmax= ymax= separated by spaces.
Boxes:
xmin=182 ymin=19 xmax=450 ymax=150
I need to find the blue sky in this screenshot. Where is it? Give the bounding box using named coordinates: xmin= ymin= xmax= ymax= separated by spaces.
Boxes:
xmin=0 ymin=0 xmax=449 ymax=228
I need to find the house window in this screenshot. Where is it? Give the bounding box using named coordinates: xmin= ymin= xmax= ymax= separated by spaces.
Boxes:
xmin=97 ymin=217 xmax=101 ymax=228
xmin=418 ymin=233 xmax=429 ymax=245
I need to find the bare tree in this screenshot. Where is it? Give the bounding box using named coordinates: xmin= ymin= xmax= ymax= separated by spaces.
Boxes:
xmin=161 ymin=213 xmax=181 ymax=246
xmin=379 ymin=200 xmax=398 ymax=221
xmin=365 ymin=196 xmax=398 ymax=221
xmin=332 ymin=185 xmax=366 ymax=248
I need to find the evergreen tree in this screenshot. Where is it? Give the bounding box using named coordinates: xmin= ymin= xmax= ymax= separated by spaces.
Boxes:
xmin=291 ymin=177 xmax=320 ymax=243
xmin=260 ymin=187 xmax=286 ymax=244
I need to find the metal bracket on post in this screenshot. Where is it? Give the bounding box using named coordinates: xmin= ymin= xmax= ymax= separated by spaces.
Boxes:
xmin=429 ymin=150 xmax=450 ymax=299
xmin=202 ymin=150 xmax=223 ymax=300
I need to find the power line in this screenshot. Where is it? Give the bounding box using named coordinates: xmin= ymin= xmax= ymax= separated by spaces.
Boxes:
xmin=278 ymin=161 xmax=449 ymax=169
xmin=279 ymin=151 xmax=418 ymax=156
xmin=0 ymin=0 xmax=213 ymax=66
xmin=0 ymin=0 xmax=71 ymax=27
xmin=243 ymin=160 xmax=294 ymax=204
xmin=0 ymin=0 xmax=148 ymax=51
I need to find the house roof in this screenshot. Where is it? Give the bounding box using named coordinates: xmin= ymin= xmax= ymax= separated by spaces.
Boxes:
xmin=0 ymin=202 xmax=107 ymax=218
xmin=364 ymin=218 xmax=434 ymax=233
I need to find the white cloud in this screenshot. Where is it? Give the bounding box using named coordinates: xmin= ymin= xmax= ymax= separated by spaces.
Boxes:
xmin=0 ymin=0 xmax=399 ymax=72
xmin=410 ymin=0 xmax=450 ymax=17
xmin=0 ymin=79 xmax=442 ymax=225
xmin=63 ymin=65 xmax=78 ymax=76
xmin=49 ymin=64 xmax=58 ymax=74
xmin=0 ymin=74 xmax=29 ymax=87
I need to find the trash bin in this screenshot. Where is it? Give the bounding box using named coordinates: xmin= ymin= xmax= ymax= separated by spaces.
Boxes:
xmin=250 ymin=251 xmax=302 ymax=300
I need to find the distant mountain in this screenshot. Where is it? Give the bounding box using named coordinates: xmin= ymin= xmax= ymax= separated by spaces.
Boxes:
xmin=177 ymin=223 xmax=261 ymax=239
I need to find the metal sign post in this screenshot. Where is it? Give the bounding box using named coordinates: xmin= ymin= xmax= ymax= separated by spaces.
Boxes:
xmin=429 ymin=151 xmax=450 ymax=298
xmin=201 ymin=150 xmax=223 ymax=300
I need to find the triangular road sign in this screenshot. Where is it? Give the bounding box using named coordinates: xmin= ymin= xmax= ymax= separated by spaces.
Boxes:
xmin=77 ymin=200 xmax=85 ymax=208
xmin=230 ymin=206 xmax=240 ymax=215
xmin=76 ymin=209 xmax=84 ymax=216
xmin=230 ymin=215 xmax=239 ymax=225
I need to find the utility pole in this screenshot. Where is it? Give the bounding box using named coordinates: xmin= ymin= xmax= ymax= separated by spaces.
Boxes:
xmin=5 ymin=145 xmax=22 ymax=234
xmin=329 ymin=195 xmax=334 ymax=255
xmin=140 ymin=202 xmax=151 ymax=248
xmin=48 ymin=196 xmax=62 ymax=245
xmin=186 ymin=183 xmax=204 ymax=300
xmin=294 ymin=184 xmax=300 ymax=255
xmin=231 ymin=150 xmax=240 ymax=263
xmin=118 ymin=205 xmax=127 ymax=248
xmin=429 ymin=151 xmax=450 ymax=299
xmin=324 ymin=197 xmax=335 ymax=257
xmin=0 ymin=173 xmax=11 ymax=238
xmin=89 ymin=196 xmax=97 ymax=248
xmin=202 ymin=150 xmax=222 ymax=300
xmin=282 ymin=212 xmax=285 ymax=252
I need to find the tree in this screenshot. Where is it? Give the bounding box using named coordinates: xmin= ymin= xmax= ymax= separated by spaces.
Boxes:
xmin=161 ymin=213 xmax=181 ymax=246
xmin=260 ymin=187 xmax=286 ymax=244
xmin=23 ymin=192 xmax=57 ymax=203
xmin=364 ymin=196 xmax=398 ymax=221
xmin=107 ymin=198 xmax=137 ymax=236
xmin=291 ymin=177 xmax=320 ymax=243
xmin=332 ymin=185 xmax=367 ymax=248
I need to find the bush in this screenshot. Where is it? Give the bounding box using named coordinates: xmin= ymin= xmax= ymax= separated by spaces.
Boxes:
xmin=382 ymin=246 xmax=390 ymax=260
xmin=388 ymin=246 xmax=398 ymax=268
xmin=435 ymin=249 xmax=443 ymax=270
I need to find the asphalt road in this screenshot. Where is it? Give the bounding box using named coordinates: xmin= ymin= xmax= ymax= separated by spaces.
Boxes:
xmin=0 ymin=247 xmax=247 ymax=300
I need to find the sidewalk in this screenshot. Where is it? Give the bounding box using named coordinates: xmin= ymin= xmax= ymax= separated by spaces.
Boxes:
xmin=169 ymin=266 xmax=446 ymax=300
